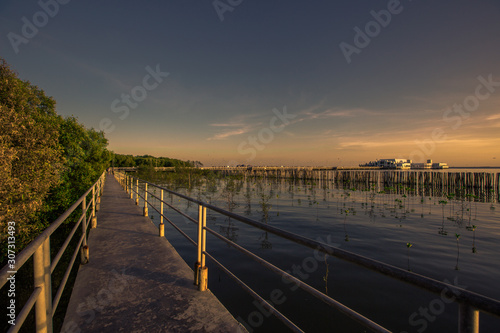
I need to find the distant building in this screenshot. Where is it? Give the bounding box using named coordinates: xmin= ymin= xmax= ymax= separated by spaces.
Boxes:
xmin=431 ymin=162 xmax=449 ymax=169
xmin=411 ymin=159 xmax=433 ymax=169
xmin=360 ymin=158 xmax=411 ymax=169
xmin=360 ymin=159 xmax=448 ymax=169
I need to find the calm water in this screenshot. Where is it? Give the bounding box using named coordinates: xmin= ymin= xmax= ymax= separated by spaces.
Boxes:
xmin=142 ymin=174 xmax=500 ymax=332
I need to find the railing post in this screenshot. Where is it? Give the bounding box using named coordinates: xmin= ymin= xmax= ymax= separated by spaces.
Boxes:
xmin=99 ymin=172 xmax=103 ymax=191
xmin=143 ymin=182 xmax=148 ymax=216
xmin=96 ymin=177 xmax=102 ymax=211
xmin=34 ymin=237 xmax=53 ymax=333
xmin=459 ymin=303 xmax=479 ymax=333
xmin=126 ymin=175 xmax=129 ymax=195
xmin=135 ymin=179 xmax=139 ymax=205
xmin=102 ymin=173 xmax=105 ymax=194
xmin=129 ymin=176 xmax=133 ymax=199
xmin=81 ymin=196 xmax=89 ymax=264
xmin=159 ymin=189 xmax=165 ymax=237
xmin=91 ymin=186 xmax=97 ymax=228
xmin=198 ymin=206 xmax=208 ymax=291
xmin=194 ymin=205 xmax=202 ymax=285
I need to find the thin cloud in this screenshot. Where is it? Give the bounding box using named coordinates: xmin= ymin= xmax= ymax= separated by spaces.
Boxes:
xmin=486 ymin=113 xmax=500 ymax=120
xmin=304 ymin=109 xmax=355 ymax=119
xmin=338 ymin=139 xmax=417 ymax=149
xmin=207 ymin=127 xmax=251 ymax=140
xmin=210 ymin=123 xmax=246 ymax=127
xmin=207 ymin=116 xmax=257 ymax=141
xmin=298 ymin=106 xmax=384 ymax=121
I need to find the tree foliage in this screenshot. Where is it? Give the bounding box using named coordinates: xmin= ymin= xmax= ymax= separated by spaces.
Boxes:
xmin=0 ymin=58 xmax=111 ymax=257
xmin=37 ymin=117 xmax=111 ymax=225
xmin=0 ymin=59 xmax=64 ymax=246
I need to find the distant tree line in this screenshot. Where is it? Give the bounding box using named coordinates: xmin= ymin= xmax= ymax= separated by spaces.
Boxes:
xmin=0 ymin=58 xmax=112 ymax=261
xmin=112 ymin=153 xmax=203 ymax=168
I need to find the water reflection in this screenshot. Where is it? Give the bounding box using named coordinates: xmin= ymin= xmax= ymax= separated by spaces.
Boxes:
xmin=259 ymin=232 xmax=272 ymax=250
xmin=219 ymin=218 xmax=239 ymax=244
xmin=257 ymin=182 xmax=273 ymax=250
xmin=145 ymin=171 xmax=498 ymax=273
xmin=140 ymin=171 xmax=500 ymax=332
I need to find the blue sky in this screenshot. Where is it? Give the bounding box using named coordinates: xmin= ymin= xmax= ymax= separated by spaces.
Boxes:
xmin=2 ymin=0 xmax=500 ymax=166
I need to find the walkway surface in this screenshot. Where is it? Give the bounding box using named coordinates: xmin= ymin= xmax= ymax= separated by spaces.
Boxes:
xmin=62 ymin=175 xmax=245 ymax=333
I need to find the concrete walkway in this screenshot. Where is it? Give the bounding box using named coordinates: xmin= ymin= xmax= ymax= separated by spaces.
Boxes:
xmin=62 ymin=175 xmax=244 ymax=333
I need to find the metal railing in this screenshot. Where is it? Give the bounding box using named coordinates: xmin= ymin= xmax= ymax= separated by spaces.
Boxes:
xmin=0 ymin=172 xmax=106 ymax=333
xmin=116 ymin=172 xmax=500 ymax=333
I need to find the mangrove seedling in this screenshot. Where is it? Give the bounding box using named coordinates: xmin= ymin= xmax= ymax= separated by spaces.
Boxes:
xmin=490 ymin=189 xmax=496 ymax=210
xmin=323 ymin=254 xmax=330 ymax=295
xmin=344 ymin=209 xmax=350 ymax=241
xmin=276 ymin=194 xmax=280 ymax=216
xmin=471 ymin=225 xmax=477 ymax=253
xmin=447 ymin=193 xmax=455 ymax=217
xmin=438 ymin=200 xmax=448 ymax=235
xmin=259 ymin=192 xmax=272 ymax=223
xmin=406 ymin=242 xmax=413 ymax=271
xmin=455 ymin=233 xmax=461 ymax=270
xmin=402 ymin=194 xmax=408 ymax=213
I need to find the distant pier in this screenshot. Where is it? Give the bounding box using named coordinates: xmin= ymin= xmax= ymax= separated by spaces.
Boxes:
xmin=114 ymin=166 xmax=499 ymax=198
xmin=203 ymin=167 xmax=498 ymax=188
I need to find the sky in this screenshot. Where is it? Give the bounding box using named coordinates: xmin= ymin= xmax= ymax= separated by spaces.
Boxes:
xmin=1 ymin=0 xmax=500 ymax=167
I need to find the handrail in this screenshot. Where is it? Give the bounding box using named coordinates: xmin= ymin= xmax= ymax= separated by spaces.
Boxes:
xmin=203 ymin=251 xmax=305 ymax=333
xmin=116 ymin=172 xmax=310 ymax=331
xmin=117 ymin=172 xmax=500 ymax=333
xmin=204 ymin=225 xmax=391 ymax=333
xmin=1 ymin=171 xmax=106 ymax=333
